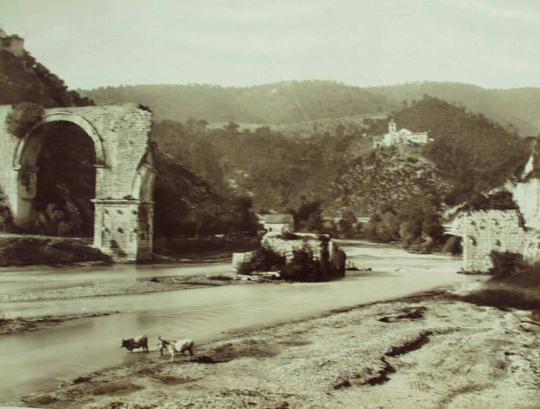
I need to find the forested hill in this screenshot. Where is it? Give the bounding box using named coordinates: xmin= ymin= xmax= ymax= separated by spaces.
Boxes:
xmin=150 ymin=96 xmax=531 ymax=218
xmin=80 ymin=81 xmax=395 ymax=124
xmin=0 ymin=49 xmax=93 ymax=107
xmin=81 ymin=81 xmax=540 ymax=136
xmin=367 ymin=82 xmax=540 ymax=137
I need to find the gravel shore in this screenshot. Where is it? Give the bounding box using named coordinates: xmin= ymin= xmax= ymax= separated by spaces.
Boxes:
xmin=19 ymin=292 xmax=540 ymax=409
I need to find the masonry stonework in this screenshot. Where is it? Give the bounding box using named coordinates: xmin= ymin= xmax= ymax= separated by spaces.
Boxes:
xmin=0 ymin=103 xmax=156 ymax=262
xmin=460 ymin=210 xmax=530 ymax=272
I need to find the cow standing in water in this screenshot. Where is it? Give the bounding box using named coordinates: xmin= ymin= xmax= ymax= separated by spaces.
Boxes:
xmin=121 ymin=335 xmax=149 ymax=352
xmin=158 ymin=336 xmax=195 ymax=362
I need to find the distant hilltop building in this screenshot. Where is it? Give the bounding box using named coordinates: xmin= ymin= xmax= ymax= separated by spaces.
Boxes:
xmin=373 ymin=119 xmax=430 ymax=148
xmin=0 ymin=29 xmax=24 ymax=57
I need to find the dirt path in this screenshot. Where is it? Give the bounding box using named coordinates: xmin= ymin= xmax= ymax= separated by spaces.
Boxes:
xmin=18 ymin=294 xmax=540 ymax=409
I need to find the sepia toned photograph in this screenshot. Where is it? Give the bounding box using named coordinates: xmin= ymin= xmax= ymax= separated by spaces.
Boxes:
xmin=0 ymin=1 xmax=539 ymax=408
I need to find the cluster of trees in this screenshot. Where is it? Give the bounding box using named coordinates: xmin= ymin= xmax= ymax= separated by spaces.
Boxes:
xmin=365 ymin=199 xmax=444 ymax=253
xmin=152 ymin=150 xmax=260 ymax=238
xmin=151 ymin=119 xmax=365 ymax=212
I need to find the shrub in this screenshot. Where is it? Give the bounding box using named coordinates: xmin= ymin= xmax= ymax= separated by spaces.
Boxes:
xmin=464 ymin=191 xmax=518 ymax=211
xmin=442 ymin=236 xmax=462 ymax=256
xmin=489 ymin=251 xmax=525 ymax=278
xmin=281 ymin=244 xmax=345 ymax=282
xmin=6 ymin=102 xmax=44 ymax=138
xmin=237 ymin=246 xmax=285 ymax=275
xmin=461 ymin=287 xmax=540 ymax=311
xmin=461 ymin=260 xmax=540 ymax=311
xmin=281 ymin=247 xmax=323 ymax=282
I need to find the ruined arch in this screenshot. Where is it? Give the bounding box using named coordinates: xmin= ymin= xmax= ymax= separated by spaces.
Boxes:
xmin=0 ymin=104 xmax=155 ymax=262
xmin=13 ymin=111 xmax=106 ymax=169
xmin=131 ymin=150 xmax=156 ymax=202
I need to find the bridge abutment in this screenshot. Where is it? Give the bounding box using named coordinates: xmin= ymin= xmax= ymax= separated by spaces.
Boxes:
xmin=93 ymin=199 xmax=154 ymax=262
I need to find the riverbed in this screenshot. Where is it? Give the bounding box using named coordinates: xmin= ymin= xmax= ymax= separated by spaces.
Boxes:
xmin=0 ymin=241 xmax=477 ymax=404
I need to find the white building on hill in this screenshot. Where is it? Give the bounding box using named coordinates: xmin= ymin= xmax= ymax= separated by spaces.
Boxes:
xmin=373 ymin=119 xmax=430 ymax=148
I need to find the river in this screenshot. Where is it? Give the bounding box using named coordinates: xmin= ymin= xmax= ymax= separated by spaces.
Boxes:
xmin=0 ymin=241 xmax=473 ymax=402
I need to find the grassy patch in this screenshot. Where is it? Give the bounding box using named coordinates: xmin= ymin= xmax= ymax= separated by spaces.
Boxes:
xmin=0 ymin=236 xmax=111 ymax=267
xmin=461 ymin=264 xmax=540 ymax=313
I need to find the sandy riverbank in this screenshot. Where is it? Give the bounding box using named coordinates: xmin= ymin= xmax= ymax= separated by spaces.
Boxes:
xmin=18 ymin=290 xmax=540 ymax=409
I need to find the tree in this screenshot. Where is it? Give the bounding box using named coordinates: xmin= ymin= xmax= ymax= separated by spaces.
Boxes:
xmin=294 ymin=200 xmax=324 ymax=232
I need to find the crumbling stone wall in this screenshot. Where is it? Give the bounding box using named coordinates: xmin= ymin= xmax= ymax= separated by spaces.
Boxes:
xmin=262 ymin=233 xmax=326 ymax=261
xmin=0 ymin=103 xmax=156 ymax=262
xmin=461 ymin=210 xmax=530 ymax=272
xmin=509 ymin=178 xmax=540 ymax=230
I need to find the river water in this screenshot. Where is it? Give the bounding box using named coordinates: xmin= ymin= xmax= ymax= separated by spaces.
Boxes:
xmin=0 ymin=241 xmax=472 ymax=402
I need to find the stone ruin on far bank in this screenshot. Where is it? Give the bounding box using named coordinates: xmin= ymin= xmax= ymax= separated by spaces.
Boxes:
xmin=446 ymin=153 xmax=540 ymax=272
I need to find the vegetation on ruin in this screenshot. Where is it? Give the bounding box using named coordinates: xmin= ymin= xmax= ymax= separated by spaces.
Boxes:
xmin=237 ymin=246 xmax=285 ymax=275
xmin=0 ymin=187 xmax=13 ymax=232
xmin=281 ymin=244 xmax=345 ymax=282
xmin=6 ymin=102 xmax=44 ymax=138
xmin=237 ymin=243 xmax=345 ymax=282
xmin=462 ymin=191 xmax=519 ymax=212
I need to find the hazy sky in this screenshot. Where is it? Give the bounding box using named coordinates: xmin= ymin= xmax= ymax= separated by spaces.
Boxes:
xmin=1 ymin=0 xmax=539 ymax=90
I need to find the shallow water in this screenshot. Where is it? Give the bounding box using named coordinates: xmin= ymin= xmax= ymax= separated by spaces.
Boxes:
xmin=0 ymin=241 xmax=471 ymax=402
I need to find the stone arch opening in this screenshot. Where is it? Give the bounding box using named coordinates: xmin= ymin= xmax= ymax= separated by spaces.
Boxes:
xmin=14 ymin=120 xmax=100 ymax=237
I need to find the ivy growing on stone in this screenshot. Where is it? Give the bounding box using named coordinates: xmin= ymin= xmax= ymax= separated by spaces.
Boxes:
xmin=6 ymin=102 xmax=44 ymax=138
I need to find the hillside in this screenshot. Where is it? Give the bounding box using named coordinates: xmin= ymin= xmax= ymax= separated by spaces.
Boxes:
xmin=81 ymin=81 xmax=540 ymax=136
xmin=0 ymin=49 xmax=93 ymax=107
xmin=151 ymin=96 xmax=530 ymax=219
xmin=368 ymin=82 xmax=540 ymax=137
xmin=330 ymin=148 xmax=452 ymax=217
xmin=80 ymin=81 xmax=395 ymax=125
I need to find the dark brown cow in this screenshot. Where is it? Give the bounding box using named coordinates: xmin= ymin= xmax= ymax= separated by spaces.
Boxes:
xmin=121 ymin=335 xmax=149 ymax=352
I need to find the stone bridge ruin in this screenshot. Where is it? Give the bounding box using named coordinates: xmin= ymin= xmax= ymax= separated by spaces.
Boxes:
xmin=0 ymin=103 xmax=156 ymax=262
